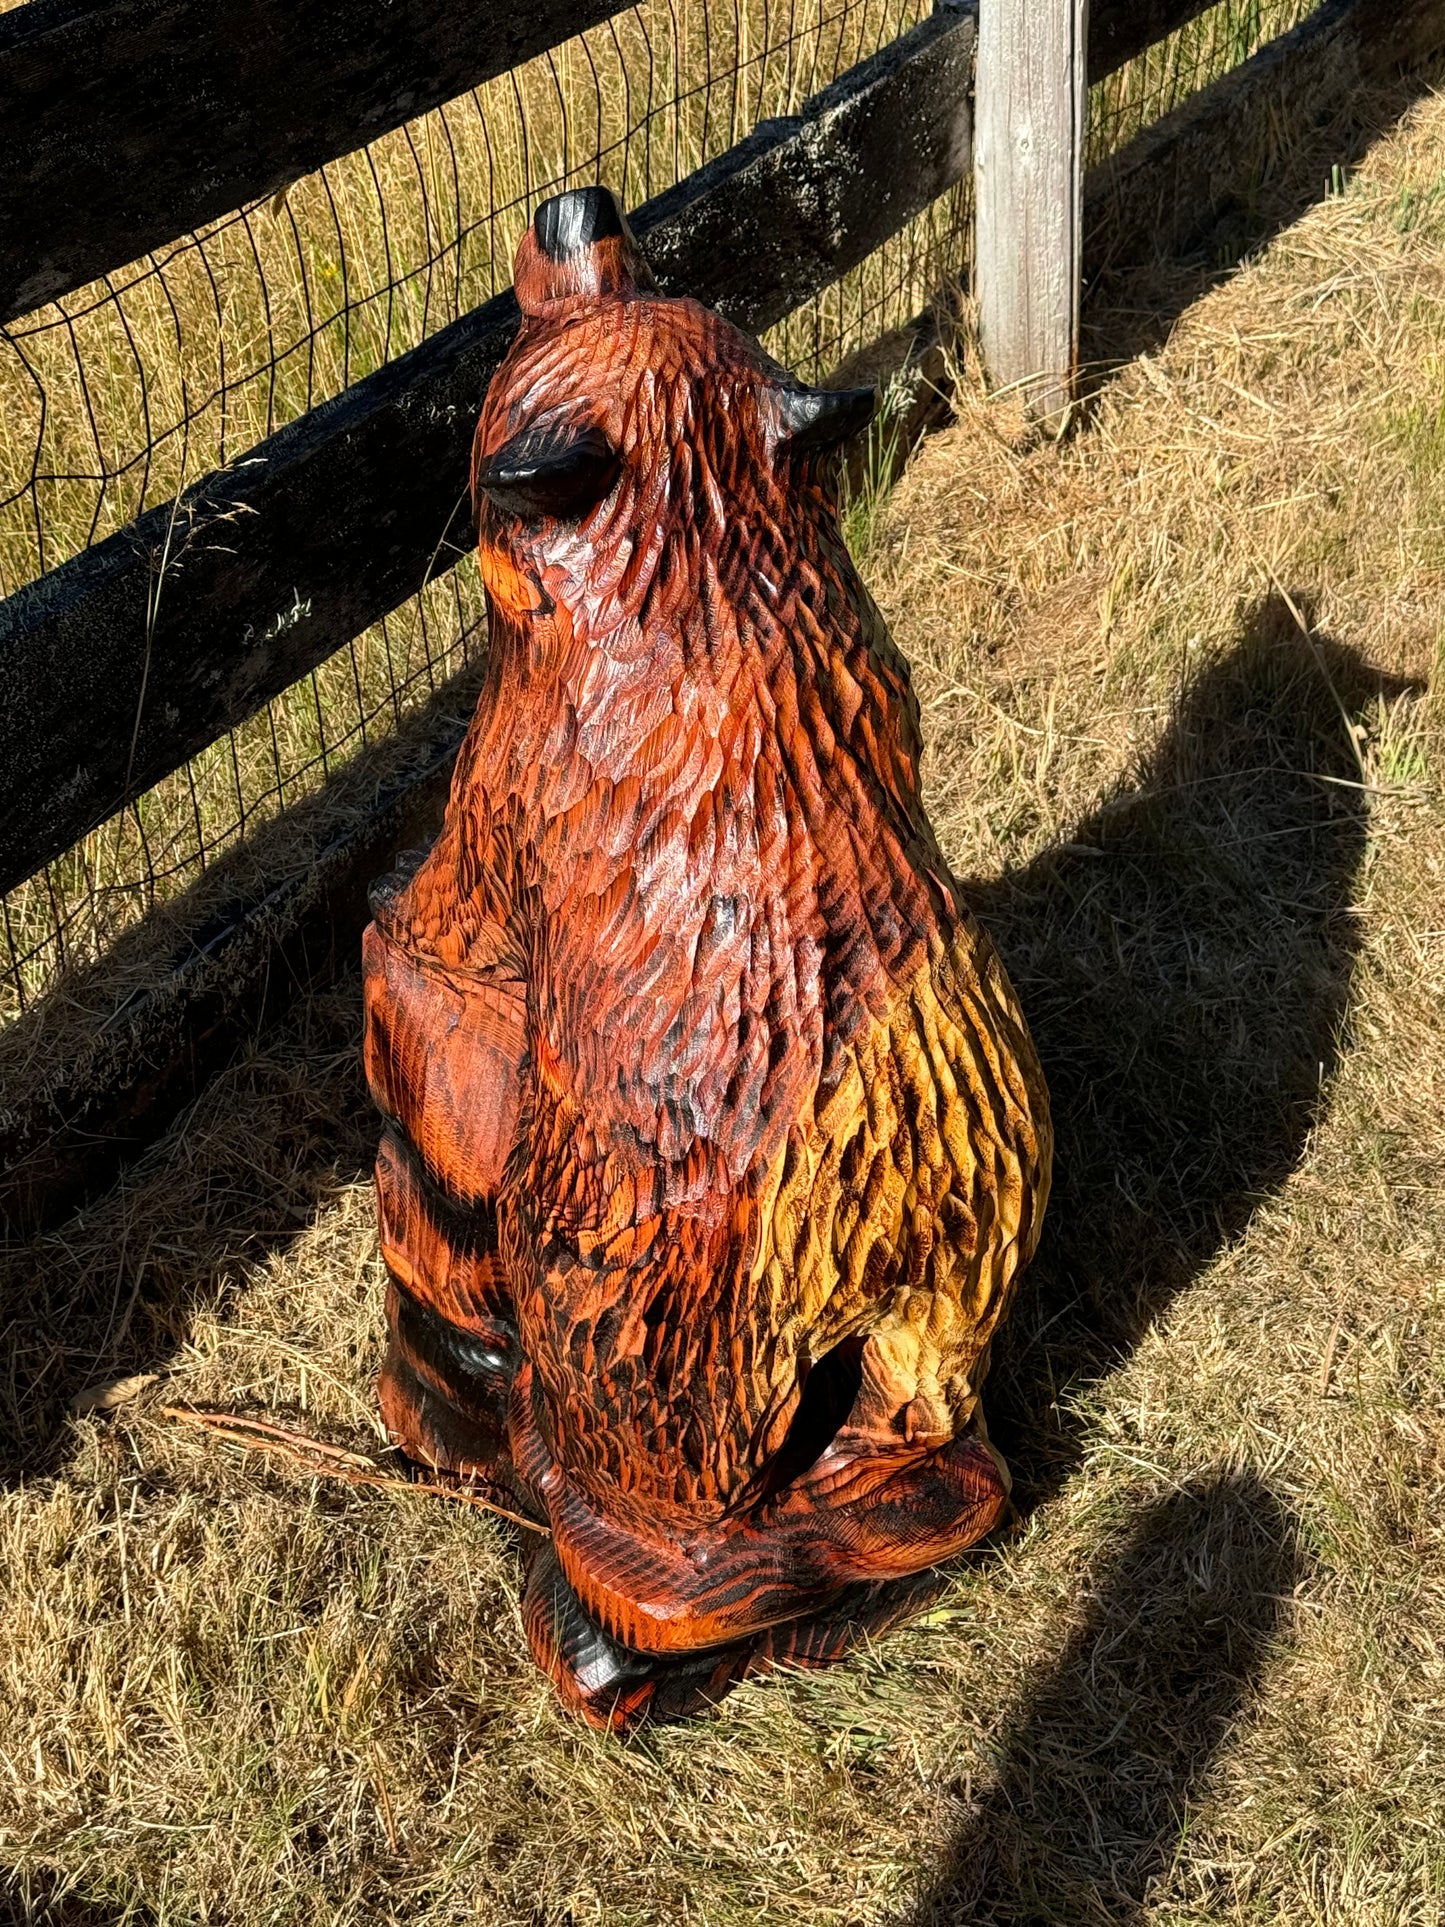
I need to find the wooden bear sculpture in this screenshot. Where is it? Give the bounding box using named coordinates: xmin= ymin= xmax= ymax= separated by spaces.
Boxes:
xmin=363 ymin=187 xmax=1052 ymax=1732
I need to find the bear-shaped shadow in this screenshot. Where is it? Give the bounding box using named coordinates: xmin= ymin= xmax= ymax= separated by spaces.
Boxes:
xmin=966 ymin=598 xmax=1390 ymax=1513
xmin=899 ymin=596 xmax=1404 ymax=1918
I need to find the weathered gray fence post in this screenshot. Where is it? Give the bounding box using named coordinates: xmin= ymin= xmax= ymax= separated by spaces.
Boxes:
xmin=974 ymin=0 xmax=1089 ymax=423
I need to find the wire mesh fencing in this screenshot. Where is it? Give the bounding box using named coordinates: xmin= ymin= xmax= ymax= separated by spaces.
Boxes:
xmin=0 ymin=0 xmax=964 ymax=1027
xmin=0 ymin=0 xmax=1323 ymax=1029
xmin=1087 ymin=0 xmax=1319 ymax=166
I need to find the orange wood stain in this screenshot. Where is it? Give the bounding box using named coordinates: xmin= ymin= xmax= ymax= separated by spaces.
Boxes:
xmin=363 ymin=188 xmax=1052 ymax=1731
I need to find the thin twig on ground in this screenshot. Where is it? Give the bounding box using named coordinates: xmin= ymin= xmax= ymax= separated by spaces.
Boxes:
xmin=160 ymin=1405 xmax=548 ymax=1533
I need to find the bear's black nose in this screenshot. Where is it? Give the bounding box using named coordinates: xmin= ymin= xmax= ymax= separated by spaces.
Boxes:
xmin=533 ymin=186 xmax=626 ymax=260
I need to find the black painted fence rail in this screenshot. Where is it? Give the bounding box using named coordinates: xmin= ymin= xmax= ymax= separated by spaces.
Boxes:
xmin=0 ymin=4 xmax=979 ymax=899
xmin=0 ymin=0 xmax=632 ymax=323
xmin=3 ymin=0 xmax=1223 ymax=330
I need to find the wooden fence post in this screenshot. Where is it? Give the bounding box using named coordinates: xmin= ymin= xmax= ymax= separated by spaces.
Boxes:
xmin=975 ymin=0 xmax=1089 ymax=424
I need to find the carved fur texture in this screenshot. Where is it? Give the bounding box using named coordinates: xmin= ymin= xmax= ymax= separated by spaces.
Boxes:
xmin=363 ymin=187 xmax=1052 ymax=1731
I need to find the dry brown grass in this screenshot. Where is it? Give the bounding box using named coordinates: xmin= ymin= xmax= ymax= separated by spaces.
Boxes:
xmin=3 ymin=67 xmax=1445 ymax=1927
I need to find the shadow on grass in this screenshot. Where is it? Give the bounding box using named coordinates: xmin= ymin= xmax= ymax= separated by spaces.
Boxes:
xmin=0 ymin=974 xmax=375 ymax=1485
xmin=899 ymin=601 xmax=1399 ymax=1919
xmin=0 ymin=671 xmax=477 ymax=1485
xmin=909 ymin=1472 xmax=1300 ymax=1926
xmin=1079 ymin=38 xmax=1445 ymax=379
xmin=970 ymin=598 xmax=1398 ymax=1515
xmin=0 ymin=1867 xmax=156 ymax=1926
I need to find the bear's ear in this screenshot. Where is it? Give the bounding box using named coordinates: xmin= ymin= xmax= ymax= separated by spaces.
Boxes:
xmin=473 ymin=421 xmax=620 ymax=523
xmin=775 ymin=383 xmax=878 ymax=457
xmin=513 ymin=186 xmax=657 ymax=316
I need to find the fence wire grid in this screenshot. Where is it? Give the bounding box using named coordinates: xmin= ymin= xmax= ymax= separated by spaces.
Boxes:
xmin=0 ymin=0 xmax=1316 ymax=1030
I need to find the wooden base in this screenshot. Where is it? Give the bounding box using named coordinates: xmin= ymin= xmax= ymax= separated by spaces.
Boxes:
xmin=380 ymin=1272 xmax=989 ymax=1733
xmin=522 ymin=1534 xmax=953 ymax=1734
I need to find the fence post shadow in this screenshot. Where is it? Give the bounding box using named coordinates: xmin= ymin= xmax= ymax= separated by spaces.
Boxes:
xmin=963 ymin=595 xmax=1409 ymax=1517
xmin=1078 ymin=36 xmax=1445 ymax=379
xmin=907 ymin=1471 xmax=1302 ymax=1925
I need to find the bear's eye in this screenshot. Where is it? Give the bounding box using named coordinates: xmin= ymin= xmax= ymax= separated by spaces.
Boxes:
xmin=474 ymin=422 xmax=619 ymax=522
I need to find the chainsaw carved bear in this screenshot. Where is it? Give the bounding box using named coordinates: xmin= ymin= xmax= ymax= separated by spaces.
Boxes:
xmin=364 ymin=187 xmax=1052 ymax=1732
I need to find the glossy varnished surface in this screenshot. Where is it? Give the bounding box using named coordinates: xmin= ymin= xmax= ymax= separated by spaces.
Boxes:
xmin=363 ymin=187 xmax=1052 ymax=1730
